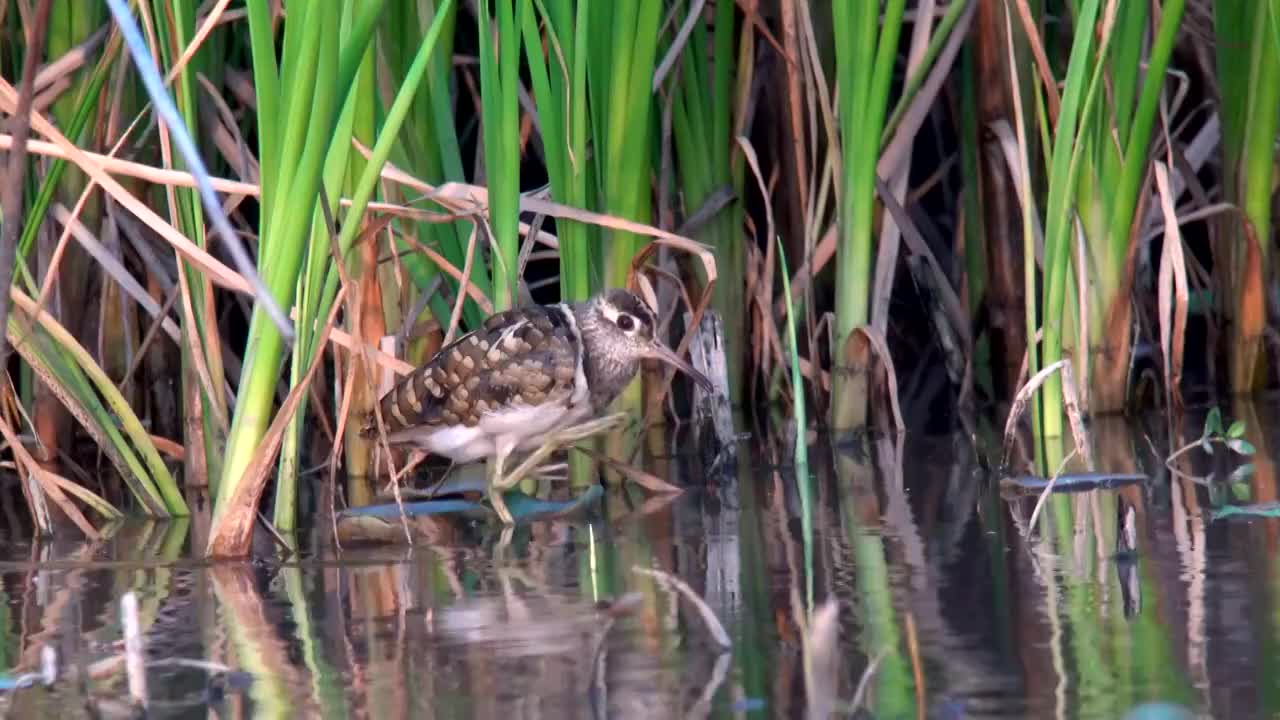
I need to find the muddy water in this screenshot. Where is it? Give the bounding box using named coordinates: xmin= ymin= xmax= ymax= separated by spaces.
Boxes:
xmin=2 ymin=407 xmax=1280 ymax=718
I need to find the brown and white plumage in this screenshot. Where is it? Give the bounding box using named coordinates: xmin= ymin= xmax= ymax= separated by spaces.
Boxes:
xmin=364 ymin=288 xmax=710 ymax=472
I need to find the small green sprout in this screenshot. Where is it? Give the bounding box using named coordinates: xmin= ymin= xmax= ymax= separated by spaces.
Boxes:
xmin=1199 ymin=407 xmax=1255 ymax=457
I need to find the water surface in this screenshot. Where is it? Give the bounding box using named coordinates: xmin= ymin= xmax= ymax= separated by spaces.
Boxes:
xmin=2 ymin=408 xmax=1279 ymax=718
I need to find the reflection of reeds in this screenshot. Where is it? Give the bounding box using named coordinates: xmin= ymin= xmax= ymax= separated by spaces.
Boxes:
xmin=210 ymin=565 xmax=305 ymax=717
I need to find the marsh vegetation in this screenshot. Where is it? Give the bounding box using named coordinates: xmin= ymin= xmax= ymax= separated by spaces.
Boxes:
xmin=1 ymin=0 xmax=1280 ymax=716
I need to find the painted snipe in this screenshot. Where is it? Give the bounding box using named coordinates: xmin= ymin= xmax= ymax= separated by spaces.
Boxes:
xmin=363 ymin=288 xmax=713 ymax=525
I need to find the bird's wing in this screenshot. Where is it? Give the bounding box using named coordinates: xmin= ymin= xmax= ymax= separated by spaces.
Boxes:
xmin=363 ymin=304 xmax=580 ymax=438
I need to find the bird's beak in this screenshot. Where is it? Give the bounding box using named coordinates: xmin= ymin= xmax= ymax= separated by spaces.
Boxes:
xmin=645 ymin=341 xmax=715 ymax=392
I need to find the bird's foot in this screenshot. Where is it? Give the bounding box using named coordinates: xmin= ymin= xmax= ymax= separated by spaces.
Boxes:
xmin=487 ymin=453 xmax=516 ymax=527
xmin=487 ymin=412 xmax=629 ymax=526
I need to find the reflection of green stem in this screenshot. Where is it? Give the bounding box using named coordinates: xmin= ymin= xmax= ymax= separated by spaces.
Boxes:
xmin=1130 ymin=556 xmax=1194 ymax=707
xmin=282 ymin=567 xmax=349 ymax=717
xmin=778 ymin=239 xmax=812 ymax=610
xmin=981 ymin=486 xmax=1014 ymax=659
xmin=850 ymin=528 xmax=915 ymax=717
xmin=734 ymin=456 xmax=774 ymax=704
xmin=837 ymin=460 xmax=914 ymax=717
xmin=1042 ymin=494 xmax=1192 ymax=715
xmin=213 ymin=571 xmax=293 ymax=719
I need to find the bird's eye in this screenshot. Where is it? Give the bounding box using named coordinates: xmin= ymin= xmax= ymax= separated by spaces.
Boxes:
xmin=616 ymin=313 xmax=636 ymax=332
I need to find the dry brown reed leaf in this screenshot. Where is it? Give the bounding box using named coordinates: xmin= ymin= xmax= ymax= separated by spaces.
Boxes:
xmin=324 ymin=206 xmax=412 ymax=544
xmin=1154 ymin=162 xmax=1188 ymax=411
xmin=165 ymin=0 xmax=236 ymax=85
xmin=778 ymin=0 xmax=809 ymax=218
xmin=879 ymin=0 xmax=975 ymax=181
xmin=628 ymin=238 xmax=717 ymax=408
xmin=306 ymin=319 xmax=413 ymax=376
xmin=0 ymin=81 xmax=253 ymax=294
xmin=360 ymin=145 xmax=711 ymax=251
xmin=1011 ymin=0 xmax=1062 ymax=124
xmin=197 ymin=71 xmax=259 ymax=186
xmin=444 ymin=223 xmax=480 ymax=346
xmin=148 ymin=434 xmax=184 ymax=461
xmin=119 ymin=286 xmax=180 ymax=390
xmin=33 ymin=24 xmax=107 ymax=94
xmin=7 ymin=288 xmax=169 ymax=515
xmin=386 ymin=231 xmax=495 ymax=314
xmin=0 ymin=409 xmax=99 ymax=539
xmin=0 ymin=134 xmax=258 ymax=196
xmin=205 ymin=287 xmax=347 ymax=558
xmin=873 ymin=176 xmax=971 ymax=350
xmin=987 ymin=120 xmax=1045 ymax=261
xmin=1059 ymin=358 xmax=1092 ymax=468
xmin=1073 ymin=222 xmax=1090 ymax=412
xmin=1001 ymin=359 xmax=1092 ymax=468
xmin=848 ymin=326 xmax=906 ymax=433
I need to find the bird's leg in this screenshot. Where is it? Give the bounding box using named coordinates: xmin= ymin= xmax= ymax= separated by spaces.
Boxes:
xmin=488 ymin=439 xmax=516 ymax=526
xmin=490 ymin=414 xmax=630 ymax=525
xmin=552 ymin=412 xmax=629 ymax=444
xmin=492 ymin=438 xmax=563 ymax=495
xmin=498 ymin=413 xmax=630 ymax=491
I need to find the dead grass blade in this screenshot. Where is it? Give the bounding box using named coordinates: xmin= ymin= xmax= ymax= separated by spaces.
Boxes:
xmin=1154 ymin=162 xmax=1188 ymax=411
xmin=0 ymin=79 xmax=254 ymax=295
xmin=205 ymin=287 xmax=347 ymax=558
xmin=443 ymin=223 xmax=480 ymax=346
xmin=1002 ymin=359 xmax=1068 ymax=467
xmin=1058 ymin=359 xmax=1092 ymax=468
xmin=0 ymin=409 xmax=100 ymax=539
xmin=849 ymin=326 xmax=905 ymax=432
xmin=1010 ymin=0 xmax=1061 ymax=124
xmin=361 ymin=147 xmax=712 ymax=250
xmin=0 ymin=134 xmax=258 ymax=196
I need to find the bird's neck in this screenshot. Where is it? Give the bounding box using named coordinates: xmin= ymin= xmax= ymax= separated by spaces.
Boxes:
xmin=573 ymin=302 xmax=638 ymax=411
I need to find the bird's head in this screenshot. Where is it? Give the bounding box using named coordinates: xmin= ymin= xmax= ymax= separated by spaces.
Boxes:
xmin=583 ymin=288 xmax=713 ymax=392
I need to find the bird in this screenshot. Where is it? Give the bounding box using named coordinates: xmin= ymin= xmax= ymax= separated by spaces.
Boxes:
xmin=362 ymin=288 xmax=714 ymax=525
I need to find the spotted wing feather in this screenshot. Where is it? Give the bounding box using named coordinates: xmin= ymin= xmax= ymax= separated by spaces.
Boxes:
xmin=362 ymin=305 xmax=580 ymax=440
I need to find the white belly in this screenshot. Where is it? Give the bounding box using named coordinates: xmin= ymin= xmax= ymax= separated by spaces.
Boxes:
xmin=402 ymin=400 xmax=593 ymax=463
